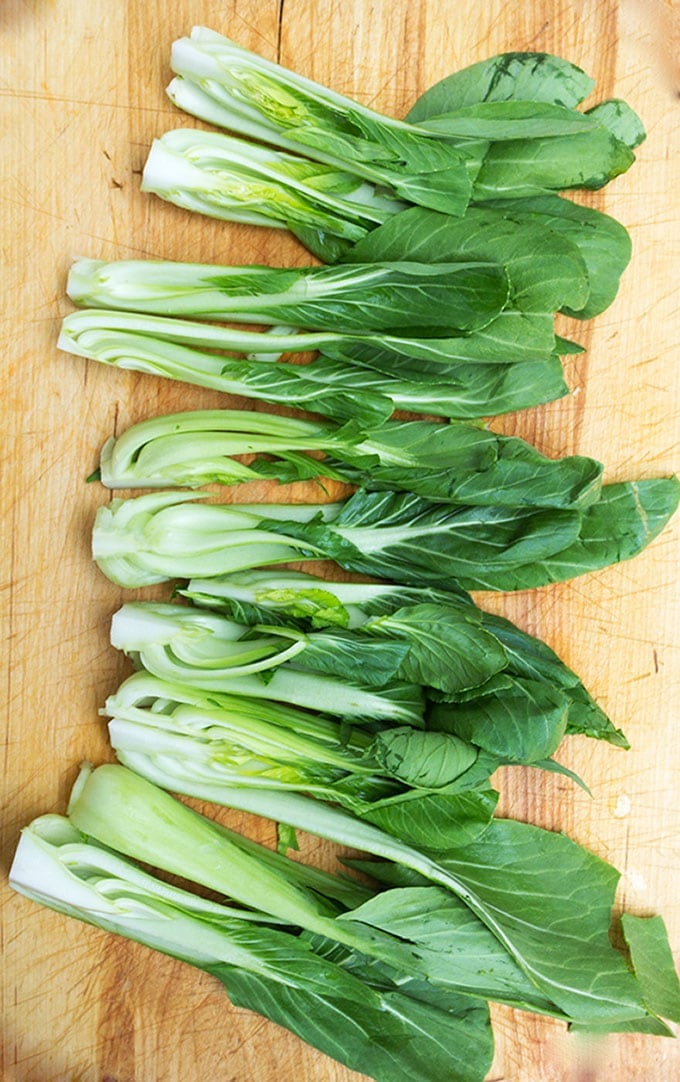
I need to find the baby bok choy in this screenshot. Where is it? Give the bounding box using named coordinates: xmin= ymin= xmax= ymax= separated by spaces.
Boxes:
xmin=9 ymin=799 xmax=494 ymax=1082
xmin=108 ymin=590 xmax=513 ymax=703
xmin=165 ymin=28 xmax=481 ymax=217
xmin=58 ymin=305 xmax=572 ymax=423
xmin=94 ymin=407 xmax=603 ymax=511
xmin=104 ymin=670 xmax=496 ymax=850
xmin=67 ymin=257 xmax=510 ymax=336
xmin=142 ymin=128 xmax=408 ymax=263
xmin=165 ymin=31 xmax=637 ymax=217
xmin=91 ymin=479 xmax=680 ymax=593
xmin=30 ymin=764 xmax=680 ymax=1035
xmin=108 ymin=600 xmax=425 ymax=725
xmin=183 ymin=569 xmax=628 ymax=749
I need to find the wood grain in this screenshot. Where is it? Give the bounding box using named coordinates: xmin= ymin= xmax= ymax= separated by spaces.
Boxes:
xmin=1 ymin=1 xmax=678 ymax=1079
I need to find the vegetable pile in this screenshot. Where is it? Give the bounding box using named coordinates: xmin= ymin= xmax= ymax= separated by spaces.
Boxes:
xmin=11 ymin=29 xmax=679 ymax=1082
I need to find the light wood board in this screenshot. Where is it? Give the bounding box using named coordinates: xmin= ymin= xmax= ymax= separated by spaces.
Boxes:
xmin=2 ymin=1 xmax=679 ymax=1079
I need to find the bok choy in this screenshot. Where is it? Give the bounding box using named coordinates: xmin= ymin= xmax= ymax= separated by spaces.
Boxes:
xmin=58 ymin=304 xmax=574 ymax=422
xmin=165 ymin=28 xmax=480 ymax=216
xmin=91 ymin=480 xmax=680 ymax=593
xmin=108 ymin=600 xmax=425 ymax=725
xmin=104 ymin=670 xmax=497 ymax=849
xmin=10 ymin=806 xmax=493 ymax=1082
xmin=95 ymin=407 xmax=603 ymax=510
xmin=67 ymin=257 xmax=510 ymax=335
xmin=32 ymin=764 xmax=680 ymax=1033
xmin=183 ymin=569 xmax=628 ymax=748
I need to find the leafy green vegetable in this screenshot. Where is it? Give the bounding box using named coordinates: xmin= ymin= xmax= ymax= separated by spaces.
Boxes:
xmin=105 ymin=671 xmax=499 ymax=850
xmin=476 ymin=194 xmax=632 ymax=318
xmin=344 ymin=205 xmax=589 ymax=364
xmin=60 ymin=765 xmax=675 ymax=1031
xmin=108 ymin=593 xmax=511 ymax=701
xmin=166 ymin=28 xmax=478 ymax=216
xmin=428 ymin=677 xmax=570 ymax=763
xmin=97 ymin=407 xmax=603 ymax=511
xmin=406 ymin=53 xmax=595 ymax=121
xmin=60 ymin=305 xmax=573 ymax=422
xmin=68 ymin=257 xmax=510 ymax=336
xmin=471 ymin=127 xmax=634 ymax=200
xmin=412 ymin=100 xmax=603 ymax=140
xmin=183 ymin=569 xmax=629 ymax=750
xmin=10 ymin=813 xmax=493 ymax=1082
xmin=142 ymin=128 xmax=406 ymax=262
xmin=92 ymin=480 xmax=679 ymax=594
xmin=58 ymin=312 xmax=393 ymax=429
xmin=108 ymin=601 xmax=425 ymax=725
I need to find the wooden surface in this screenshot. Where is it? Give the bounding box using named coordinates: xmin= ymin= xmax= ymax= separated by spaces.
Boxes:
xmin=2 ymin=1 xmax=679 ymax=1079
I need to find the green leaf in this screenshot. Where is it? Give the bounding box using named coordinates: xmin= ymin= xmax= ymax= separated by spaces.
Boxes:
xmin=298 ymin=627 xmax=412 ymax=687
xmin=492 ymin=477 xmax=680 ymax=590
xmin=480 ymin=609 xmax=628 ymax=747
xmin=424 ymin=819 xmax=652 ymax=1024
xmin=428 ymin=677 xmax=570 ymax=763
xmin=419 ymin=100 xmax=603 ymax=140
xmin=267 ymin=489 xmax=584 ymax=591
xmin=214 ymin=963 xmax=494 ymax=1082
xmin=344 ymin=420 xmax=603 ymax=509
xmin=365 ymin=602 xmax=508 ymax=693
xmin=371 ymin=729 xmax=479 ymax=789
xmin=346 ymin=205 xmax=590 ymax=336
xmin=621 ymin=914 xmax=680 ymax=1023
xmin=343 ymin=884 xmax=559 ymax=1013
xmin=478 ymin=194 xmax=632 ymax=318
xmin=473 ymin=127 xmax=635 ymax=200
xmin=358 ymin=787 xmax=498 ymax=850
xmin=407 ymin=53 xmax=595 ymax=120
xmin=306 ymin=351 xmax=571 ymax=419
xmin=586 ymin=99 xmax=646 ymax=149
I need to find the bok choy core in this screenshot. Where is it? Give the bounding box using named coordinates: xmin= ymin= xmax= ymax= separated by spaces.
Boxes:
xmin=95 ymin=407 xmax=604 ymax=510
xmin=92 ymin=480 xmax=680 ymax=593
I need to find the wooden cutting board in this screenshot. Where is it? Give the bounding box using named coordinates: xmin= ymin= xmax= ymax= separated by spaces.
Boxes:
xmin=2 ymin=1 xmax=678 ymax=1079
